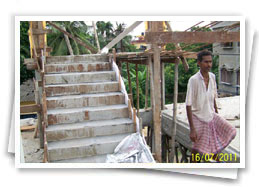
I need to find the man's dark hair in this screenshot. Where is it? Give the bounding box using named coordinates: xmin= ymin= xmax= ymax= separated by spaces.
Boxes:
xmin=197 ymin=50 xmax=212 ymax=62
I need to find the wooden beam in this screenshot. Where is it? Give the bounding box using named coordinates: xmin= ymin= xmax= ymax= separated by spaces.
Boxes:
xmin=145 ymin=31 xmax=240 ymax=44
xmin=21 ymin=125 xmax=37 ymax=131
xmin=153 ymin=43 xmax=162 ymax=163
xmin=20 ymin=104 xmax=41 ymax=114
xmin=47 ymin=21 xmax=97 ymax=53
xmin=31 ymin=29 xmax=52 ymax=35
xmin=62 ymin=26 xmax=74 ymax=55
xmin=148 ymin=21 xmax=163 ymax=163
xmin=101 ymin=21 xmax=142 ymax=53
xmin=36 ymin=47 xmax=52 ymax=54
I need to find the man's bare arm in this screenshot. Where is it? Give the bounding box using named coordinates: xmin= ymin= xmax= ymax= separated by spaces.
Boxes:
xmin=186 ymin=106 xmax=197 ymax=142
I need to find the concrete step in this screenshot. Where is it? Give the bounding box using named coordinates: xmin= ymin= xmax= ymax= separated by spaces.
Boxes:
xmin=47 ymin=104 xmax=129 ymax=125
xmin=45 ymin=71 xmax=116 ymax=85
xmin=53 ymin=154 xmax=108 ymax=163
xmin=45 ymin=62 xmax=111 ymax=74
xmin=46 ymin=118 xmax=134 ymax=141
xmin=45 ymin=81 xmax=119 ymax=97
xmin=46 ymin=54 xmax=108 ymax=64
xmin=48 ymin=133 xmax=132 ymax=161
xmin=47 ymin=92 xmax=125 ymax=109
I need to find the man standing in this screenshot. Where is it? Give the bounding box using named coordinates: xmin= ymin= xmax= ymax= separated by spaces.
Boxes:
xmin=186 ymin=50 xmax=236 ymax=162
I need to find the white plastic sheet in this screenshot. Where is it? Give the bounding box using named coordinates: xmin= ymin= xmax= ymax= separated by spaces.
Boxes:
xmin=106 ymin=133 xmax=155 ymax=163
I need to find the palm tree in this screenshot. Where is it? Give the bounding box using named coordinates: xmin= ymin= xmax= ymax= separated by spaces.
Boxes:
xmin=47 ymin=21 xmax=96 ymax=56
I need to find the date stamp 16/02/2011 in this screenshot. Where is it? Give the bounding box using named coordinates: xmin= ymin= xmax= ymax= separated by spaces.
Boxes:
xmin=191 ymin=153 xmax=238 ymax=162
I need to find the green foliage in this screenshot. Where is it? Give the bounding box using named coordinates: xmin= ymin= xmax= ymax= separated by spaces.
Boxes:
xmin=121 ymin=63 xmax=148 ymax=109
xmin=47 ymin=21 xmax=96 ymax=56
xmin=20 ymin=21 xmax=34 ymax=84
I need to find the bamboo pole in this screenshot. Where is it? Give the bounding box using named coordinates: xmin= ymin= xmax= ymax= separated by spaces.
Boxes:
xmin=148 ymin=55 xmax=154 ymax=114
xmin=92 ymin=21 xmax=100 ymax=53
xmin=145 ymin=63 xmax=149 ymax=110
xmin=170 ymin=58 xmax=179 ymax=163
xmin=128 ymin=99 xmax=132 ymax=119
xmin=62 ymin=26 xmax=74 ymax=55
xmin=153 ymin=43 xmax=162 ymax=163
xmin=161 ymin=63 xmax=165 ymax=110
xmin=126 ymin=62 xmax=134 ymax=107
xmin=133 ymin=108 xmax=137 ymax=132
xmin=136 ymin=64 xmax=139 ymax=117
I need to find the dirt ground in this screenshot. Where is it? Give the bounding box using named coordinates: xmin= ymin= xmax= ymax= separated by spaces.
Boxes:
xmin=21 ymin=131 xmax=44 ymax=163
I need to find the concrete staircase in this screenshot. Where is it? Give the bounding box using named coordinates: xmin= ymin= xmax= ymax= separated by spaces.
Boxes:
xmin=44 ymin=54 xmax=135 ymax=163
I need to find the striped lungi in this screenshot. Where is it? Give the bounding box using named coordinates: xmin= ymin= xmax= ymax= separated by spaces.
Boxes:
xmin=192 ymin=113 xmax=237 ymax=154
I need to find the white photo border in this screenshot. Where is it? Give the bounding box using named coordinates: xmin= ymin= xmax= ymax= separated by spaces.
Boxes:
xmin=15 ymin=16 xmax=245 ymax=168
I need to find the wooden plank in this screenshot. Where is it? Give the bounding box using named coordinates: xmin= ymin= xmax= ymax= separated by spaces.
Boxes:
xmin=26 ymin=63 xmax=38 ymax=70
xmin=145 ymin=31 xmax=240 ymax=44
xmin=24 ymin=58 xmax=35 ymax=64
xmin=47 ymin=21 xmax=97 ymax=53
xmin=101 ymin=21 xmax=142 ymax=53
xmin=21 ymin=125 xmax=36 ymax=131
xmin=20 ymin=104 xmax=41 ymax=114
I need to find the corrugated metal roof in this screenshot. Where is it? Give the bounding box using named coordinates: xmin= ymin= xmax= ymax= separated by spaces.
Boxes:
xmin=211 ymin=21 xmax=240 ymax=29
